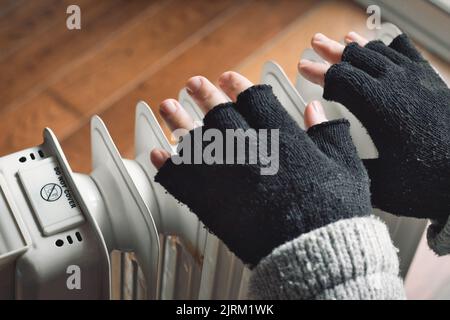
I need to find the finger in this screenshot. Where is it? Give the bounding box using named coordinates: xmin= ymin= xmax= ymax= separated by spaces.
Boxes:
xmin=323 ymin=61 xmax=378 ymax=118
xmin=218 ymin=71 xmax=253 ymax=102
xmin=344 ymin=31 xmax=369 ymax=46
xmin=304 ymin=101 xmax=328 ymax=130
xmin=186 ymin=76 xmax=228 ymax=113
xmin=311 ymin=33 xmax=345 ymax=64
xmin=365 ymin=40 xmax=409 ymax=65
xmin=235 ymin=85 xmax=300 ymax=132
xmin=159 ymin=99 xmax=195 ymax=131
xmin=342 ymin=43 xmax=393 ymax=77
xmin=388 ymin=33 xmax=425 ymax=62
xmin=150 ymin=148 xmax=171 ymax=169
xmin=203 ymin=102 xmax=250 ymax=130
xmin=297 ymin=59 xmax=329 ymax=87
xmin=307 ymin=119 xmax=362 ymax=171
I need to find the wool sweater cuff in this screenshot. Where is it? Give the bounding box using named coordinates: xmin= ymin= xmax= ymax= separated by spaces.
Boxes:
xmin=427 ymin=215 xmax=450 ymax=255
xmin=248 ymin=216 xmax=405 ymax=300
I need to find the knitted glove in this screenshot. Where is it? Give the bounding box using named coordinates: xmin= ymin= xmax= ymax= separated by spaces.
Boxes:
xmin=323 ymin=34 xmax=450 ymax=223
xmin=155 ymin=85 xmax=371 ymax=266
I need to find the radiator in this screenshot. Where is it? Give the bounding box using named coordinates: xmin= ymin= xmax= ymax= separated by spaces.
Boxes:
xmin=0 ymin=23 xmax=426 ymax=299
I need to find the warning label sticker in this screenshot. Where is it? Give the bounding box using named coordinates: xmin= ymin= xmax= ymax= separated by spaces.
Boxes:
xmin=18 ymin=156 xmax=84 ymax=236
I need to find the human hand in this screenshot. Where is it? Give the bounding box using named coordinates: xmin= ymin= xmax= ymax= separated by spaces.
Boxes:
xmin=151 ymin=72 xmax=371 ymax=266
xmin=299 ymin=32 xmax=450 ymax=223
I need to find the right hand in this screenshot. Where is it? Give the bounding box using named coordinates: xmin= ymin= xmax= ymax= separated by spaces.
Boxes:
xmin=299 ymin=32 xmax=450 ymax=223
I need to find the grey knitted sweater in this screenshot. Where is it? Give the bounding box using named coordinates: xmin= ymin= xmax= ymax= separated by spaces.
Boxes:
xmin=248 ymin=216 xmax=406 ymax=299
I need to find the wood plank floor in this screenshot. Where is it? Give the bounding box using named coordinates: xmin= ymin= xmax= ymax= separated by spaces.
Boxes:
xmin=1 ymin=0 xmax=449 ymax=175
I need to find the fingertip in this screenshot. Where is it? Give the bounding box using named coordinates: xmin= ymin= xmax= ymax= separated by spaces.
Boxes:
xmin=298 ymin=59 xmax=328 ymax=87
xmin=310 ymin=33 xmax=345 ymax=64
xmin=298 ymin=58 xmax=310 ymax=66
xmin=218 ymin=71 xmax=232 ymax=86
xmin=298 ymin=59 xmax=313 ymax=74
xmin=159 ymin=99 xmax=178 ymax=115
xmin=311 ymin=32 xmax=328 ymax=45
xmin=218 ymin=71 xmax=253 ymax=101
xmin=344 ymin=32 xmax=354 ymax=44
xmin=312 ymin=100 xmax=326 ymax=117
xmin=345 ymin=31 xmax=368 ymax=46
xmin=185 ymin=75 xmax=227 ymax=112
xmin=186 ymin=76 xmax=203 ymax=94
xmin=304 ymin=101 xmax=328 ymax=129
xmin=150 ymin=148 xmax=171 ymax=169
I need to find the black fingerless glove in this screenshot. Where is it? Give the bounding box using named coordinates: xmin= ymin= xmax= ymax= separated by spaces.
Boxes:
xmin=324 ymin=34 xmax=450 ymax=223
xmin=155 ymin=85 xmax=371 ymax=266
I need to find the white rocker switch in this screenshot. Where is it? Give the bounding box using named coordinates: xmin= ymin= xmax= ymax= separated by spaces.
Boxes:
xmin=18 ymin=157 xmax=84 ymax=236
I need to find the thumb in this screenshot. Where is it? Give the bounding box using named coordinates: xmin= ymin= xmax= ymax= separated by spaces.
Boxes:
xmin=306 ymin=101 xmax=362 ymax=174
xmin=304 ymin=100 xmax=328 ymax=129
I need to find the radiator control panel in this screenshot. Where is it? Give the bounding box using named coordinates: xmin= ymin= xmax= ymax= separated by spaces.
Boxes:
xmin=18 ymin=157 xmax=84 ymax=236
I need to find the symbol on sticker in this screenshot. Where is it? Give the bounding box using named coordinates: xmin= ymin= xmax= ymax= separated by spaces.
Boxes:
xmin=40 ymin=183 xmax=62 ymax=202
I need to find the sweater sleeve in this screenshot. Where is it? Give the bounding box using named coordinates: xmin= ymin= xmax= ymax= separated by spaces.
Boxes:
xmin=248 ymin=216 xmax=405 ymax=300
xmin=427 ymin=216 xmax=450 ymax=255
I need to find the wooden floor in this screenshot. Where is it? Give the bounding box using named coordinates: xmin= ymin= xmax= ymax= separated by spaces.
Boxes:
xmin=1 ymin=0 xmax=449 ymax=175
